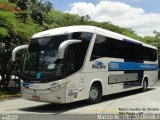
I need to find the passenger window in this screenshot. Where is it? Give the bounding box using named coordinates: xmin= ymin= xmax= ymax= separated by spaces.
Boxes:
xmin=91 ymin=34 xmax=157 ymax=61
xmin=91 ymin=35 xmax=107 ymax=60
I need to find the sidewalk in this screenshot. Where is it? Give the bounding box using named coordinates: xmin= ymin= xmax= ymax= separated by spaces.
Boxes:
xmin=155 ymin=80 xmax=160 ymax=87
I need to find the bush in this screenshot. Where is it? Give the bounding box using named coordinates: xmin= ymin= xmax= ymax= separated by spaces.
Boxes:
xmin=0 ymin=91 xmax=5 ymax=96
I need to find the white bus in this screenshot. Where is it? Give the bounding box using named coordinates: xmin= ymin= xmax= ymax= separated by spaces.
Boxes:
xmin=12 ymin=26 xmax=158 ymax=104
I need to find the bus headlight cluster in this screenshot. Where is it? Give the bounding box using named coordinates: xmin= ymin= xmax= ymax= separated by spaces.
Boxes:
xmin=49 ymin=83 xmax=66 ymax=92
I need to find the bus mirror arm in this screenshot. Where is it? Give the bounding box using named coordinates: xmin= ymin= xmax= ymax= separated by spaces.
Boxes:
xmin=58 ymin=39 xmax=82 ymax=59
xmin=12 ymin=45 xmax=28 ymax=61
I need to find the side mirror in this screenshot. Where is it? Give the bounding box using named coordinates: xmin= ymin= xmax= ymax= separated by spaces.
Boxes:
xmin=58 ymin=39 xmax=82 ymax=59
xmin=12 ymin=45 xmax=28 ymax=61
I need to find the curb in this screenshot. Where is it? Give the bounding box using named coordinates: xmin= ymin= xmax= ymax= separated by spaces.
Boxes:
xmin=0 ymin=95 xmax=6 ymax=99
xmin=6 ymin=94 xmax=22 ymax=98
xmin=0 ymin=94 xmax=21 ymax=99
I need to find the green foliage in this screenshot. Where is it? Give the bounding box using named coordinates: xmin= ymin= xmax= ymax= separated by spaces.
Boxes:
xmin=7 ymin=0 xmax=53 ymax=24
xmin=0 ymin=10 xmax=42 ymax=41
xmin=153 ymin=31 xmax=160 ymax=39
xmin=0 ymin=27 xmax=9 ymax=37
xmin=0 ymin=1 xmax=42 ymax=89
xmin=0 ymin=0 xmax=16 ymax=11
xmin=0 ymin=91 xmax=5 ymax=96
xmin=44 ymin=10 xmax=143 ymax=41
xmin=44 ymin=10 xmax=82 ymax=29
xmin=29 ymin=0 xmax=53 ymax=25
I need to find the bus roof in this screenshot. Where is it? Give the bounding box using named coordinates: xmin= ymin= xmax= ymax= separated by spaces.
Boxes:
xmin=32 ymin=25 xmax=157 ymax=50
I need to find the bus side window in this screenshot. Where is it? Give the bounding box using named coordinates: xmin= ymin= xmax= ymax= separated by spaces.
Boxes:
xmin=65 ymin=44 xmax=82 ymax=74
xmin=91 ymin=35 xmax=107 ymax=61
xmin=66 ymin=47 xmax=76 ymax=73
xmin=66 ymin=42 xmax=89 ymax=74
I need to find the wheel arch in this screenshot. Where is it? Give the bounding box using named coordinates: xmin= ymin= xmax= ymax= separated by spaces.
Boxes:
xmin=89 ymin=79 xmax=103 ymax=96
xmin=86 ymin=79 xmax=103 ymax=103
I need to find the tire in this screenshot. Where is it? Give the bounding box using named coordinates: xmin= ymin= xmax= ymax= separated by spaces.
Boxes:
xmin=88 ymin=84 xmax=102 ymax=104
xmin=142 ymin=80 xmax=148 ymax=92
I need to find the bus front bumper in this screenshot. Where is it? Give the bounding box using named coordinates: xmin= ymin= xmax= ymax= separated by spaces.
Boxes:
xmin=21 ymin=83 xmax=67 ymax=104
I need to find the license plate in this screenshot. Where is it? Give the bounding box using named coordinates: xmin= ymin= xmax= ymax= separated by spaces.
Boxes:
xmin=32 ymin=96 xmax=40 ymax=101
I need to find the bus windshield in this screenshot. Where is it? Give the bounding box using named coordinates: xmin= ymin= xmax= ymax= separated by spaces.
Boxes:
xmin=22 ymin=32 xmax=92 ymax=83
xmin=23 ymin=35 xmax=68 ymax=82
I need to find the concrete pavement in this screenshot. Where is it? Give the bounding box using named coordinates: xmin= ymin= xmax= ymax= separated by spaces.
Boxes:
xmin=0 ymin=82 xmax=160 ymax=119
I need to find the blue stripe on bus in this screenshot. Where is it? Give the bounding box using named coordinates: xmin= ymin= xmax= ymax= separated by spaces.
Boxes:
xmin=108 ymin=62 xmax=158 ymax=71
xmin=21 ymin=82 xmax=33 ymax=85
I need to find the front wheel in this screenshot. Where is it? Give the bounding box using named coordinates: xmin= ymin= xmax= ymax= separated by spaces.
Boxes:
xmin=88 ymin=85 xmax=102 ymax=104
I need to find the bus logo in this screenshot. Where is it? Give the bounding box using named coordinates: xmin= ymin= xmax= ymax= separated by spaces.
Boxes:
xmin=109 ymin=63 xmax=119 ymax=70
xmin=92 ymin=61 xmax=106 ymax=69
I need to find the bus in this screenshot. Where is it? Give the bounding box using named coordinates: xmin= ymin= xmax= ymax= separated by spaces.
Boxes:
xmin=12 ymin=26 xmax=158 ymax=104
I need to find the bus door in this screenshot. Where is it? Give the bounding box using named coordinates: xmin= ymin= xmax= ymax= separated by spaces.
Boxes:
xmin=65 ymin=43 xmax=85 ymax=101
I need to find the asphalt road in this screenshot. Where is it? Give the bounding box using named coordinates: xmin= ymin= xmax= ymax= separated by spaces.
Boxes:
xmin=0 ymin=81 xmax=160 ymax=120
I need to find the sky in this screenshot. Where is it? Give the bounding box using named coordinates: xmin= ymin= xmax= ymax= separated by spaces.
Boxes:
xmin=48 ymin=0 xmax=160 ymax=36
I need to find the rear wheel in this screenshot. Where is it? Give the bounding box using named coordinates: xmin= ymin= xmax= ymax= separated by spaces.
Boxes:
xmin=88 ymin=84 xmax=102 ymax=104
xmin=142 ymin=79 xmax=148 ymax=92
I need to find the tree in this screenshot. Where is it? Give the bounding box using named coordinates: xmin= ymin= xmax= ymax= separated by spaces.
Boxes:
xmin=154 ymin=31 xmax=160 ymax=38
xmin=153 ymin=31 xmax=160 ymax=67
xmin=44 ymin=10 xmax=144 ymax=41
xmin=143 ymin=31 xmax=160 ymax=76
xmin=8 ymin=0 xmax=28 ymax=23
xmin=7 ymin=0 xmax=53 ymax=25
xmin=0 ymin=0 xmax=42 ymax=89
xmin=29 ymin=0 xmax=53 ymax=25
xmin=44 ymin=10 xmax=85 ymax=29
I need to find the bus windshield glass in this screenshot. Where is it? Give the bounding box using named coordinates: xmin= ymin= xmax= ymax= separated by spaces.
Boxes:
xmin=22 ymin=32 xmax=92 ymax=83
xmin=23 ymin=35 xmax=68 ymax=82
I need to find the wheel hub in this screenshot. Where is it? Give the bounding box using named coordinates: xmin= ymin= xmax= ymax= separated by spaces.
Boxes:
xmin=90 ymin=88 xmax=98 ymax=100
